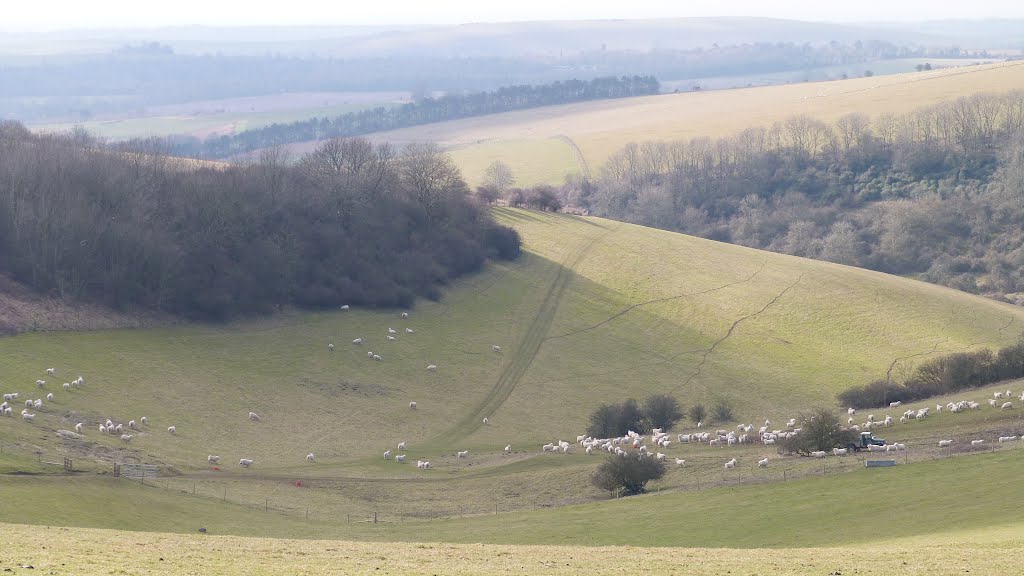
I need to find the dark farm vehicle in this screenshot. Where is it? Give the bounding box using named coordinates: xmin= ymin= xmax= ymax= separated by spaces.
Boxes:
xmin=848 ymin=431 xmax=886 ymax=452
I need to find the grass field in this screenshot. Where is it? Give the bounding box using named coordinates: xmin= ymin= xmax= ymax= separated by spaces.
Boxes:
xmin=352 ymin=61 xmax=1024 ymax=185
xmin=2 ymin=209 xmax=1024 ymax=566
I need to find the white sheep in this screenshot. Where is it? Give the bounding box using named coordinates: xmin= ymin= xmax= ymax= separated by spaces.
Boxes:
xmin=504 ymin=445 xmax=512 ymax=453
xmin=328 ymin=343 xmax=335 ymax=351
xmin=999 ymin=436 xmax=1018 ymax=442
xmin=724 ymin=458 xmax=737 ymax=469
xmin=656 ymin=452 xmax=666 ymax=461
xmin=306 ymin=453 xmax=316 ymax=462
xmin=847 ymin=407 xmax=856 ymax=415
xmin=1002 ymin=402 xmax=1014 ymax=410
xmin=675 ymin=458 xmax=686 ymax=466
xmin=492 ymin=345 xmax=501 ymax=352
xmin=757 ymin=457 xmax=769 ymax=467
xmin=63 ymin=383 xmax=70 ymax=391
xmin=586 ymin=446 xmax=594 ymax=454
xmin=352 ymin=338 xmax=363 ymax=345
xmin=373 ymin=354 xmax=382 ymax=361
xmin=128 ymin=420 xmax=136 ymax=429
xmin=405 ymin=328 xmax=414 ymax=333
xmin=384 ymin=450 xmax=392 ymax=459
xmin=938 ymin=439 xmax=953 ymax=447
xmin=25 ymin=399 xmax=34 ymax=408
xmin=400 ymin=312 xmax=408 ymax=318
xmin=239 ymin=458 xmax=253 ymax=468
xmin=409 ymin=401 xmax=417 ymax=410
xmin=397 ymin=442 xmax=407 ymax=451
xmin=971 ymin=439 xmax=985 ymax=446
xmin=387 ymin=335 xmax=396 ymax=341
xmin=167 ymin=426 xmax=176 ymax=434
xmin=832 ymin=448 xmax=848 ymax=456
xmin=395 ymin=454 xmax=406 ymax=462
xmin=417 ymin=460 xmax=431 ymax=469
xmin=387 ymin=328 xmax=396 ymax=334
xmin=75 ymin=422 xmax=83 ymax=433
xmin=456 ymin=450 xmax=469 ymax=459
xmin=889 ymin=401 xmax=901 ymax=408
xmin=249 ymin=411 xmax=260 ymax=422
xmin=3 ymin=407 xmax=10 ymax=416
xmin=23 ymin=412 xmax=35 ymax=421
xmin=36 ymin=380 xmax=45 ymax=387
xmin=114 ymin=424 xmax=124 ymax=433
xmin=75 ymin=377 xmax=84 ymax=387
xmin=120 ymin=434 xmax=133 ymax=443
xmin=482 ymin=417 xmax=489 ymax=425
xmin=34 ymin=399 xmax=42 ymax=409
xmin=46 ymin=368 xmax=55 ymax=376
xmin=140 ymin=416 xmax=148 ymax=425
xmin=341 ymin=305 xmax=350 ymax=310
xmin=368 ymin=351 xmax=374 ymax=358
xmin=99 ymin=425 xmax=106 ymax=433
xmin=427 ymin=364 xmax=437 ymax=371
xmin=810 ymin=450 xmax=828 ymax=458
xmin=208 ymin=455 xmax=220 ymax=464
xmin=995 ymin=391 xmax=1004 ymax=399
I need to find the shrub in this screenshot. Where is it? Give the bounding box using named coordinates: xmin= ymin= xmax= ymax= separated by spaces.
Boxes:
xmin=688 ymin=404 xmax=707 ymax=425
xmin=586 ymin=399 xmax=646 ymax=438
xmin=591 ymin=455 xmax=666 ymax=496
xmin=711 ymin=399 xmax=734 ymax=423
xmin=778 ymin=407 xmax=857 ymax=455
xmin=643 ymin=394 xmax=684 ymax=431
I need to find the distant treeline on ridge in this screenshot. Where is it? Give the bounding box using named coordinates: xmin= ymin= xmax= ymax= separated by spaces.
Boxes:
xmin=168 ymin=75 xmax=660 ymax=159
xmin=0 ymin=123 xmax=520 ymax=322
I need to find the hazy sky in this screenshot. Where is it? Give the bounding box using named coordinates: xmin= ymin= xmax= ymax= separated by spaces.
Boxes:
xmin=4 ymin=0 xmax=1024 ymax=31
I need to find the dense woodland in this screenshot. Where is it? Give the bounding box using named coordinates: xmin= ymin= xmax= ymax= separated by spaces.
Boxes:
xmin=0 ymin=124 xmax=519 ymax=320
xmin=169 ymin=76 xmax=660 ymax=159
xmin=529 ymin=90 xmax=1024 ymax=298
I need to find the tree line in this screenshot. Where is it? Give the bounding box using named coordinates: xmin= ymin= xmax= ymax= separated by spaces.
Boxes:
xmin=538 ymin=89 xmax=1024 ymax=299
xmin=0 ymin=123 xmax=520 ymax=321
xmin=167 ymin=76 xmax=660 ymax=159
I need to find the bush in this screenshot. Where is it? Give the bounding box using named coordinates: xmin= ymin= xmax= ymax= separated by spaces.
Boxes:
xmin=836 ymin=379 xmax=904 ymax=410
xmin=591 ymin=455 xmax=666 ymax=496
xmin=586 ymin=399 xmax=646 ymax=438
xmin=688 ymin=404 xmax=707 ymax=425
xmin=643 ymin=394 xmax=684 ymax=431
xmin=778 ymin=407 xmax=857 ymax=455
xmin=711 ymin=399 xmax=734 ymax=423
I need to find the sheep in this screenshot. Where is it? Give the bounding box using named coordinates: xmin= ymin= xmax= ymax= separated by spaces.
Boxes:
xmin=63 ymin=383 xmax=70 ymax=391
xmin=340 ymin=305 xmax=350 ymax=310
xmin=306 ymin=453 xmax=316 ymax=462
xmin=847 ymin=407 xmax=856 ymax=415
xmin=999 ymin=436 xmax=1019 ymax=442
xmin=989 ymin=399 xmax=998 ymax=407
xmin=995 ymin=391 xmax=1004 ymax=399
xmin=492 ymin=345 xmax=501 ymax=353
xmin=395 ymin=454 xmax=406 ymax=462
xmin=482 ymin=417 xmax=489 ymax=425
xmin=400 ymin=312 xmax=409 ymax=319
xmin=75 ymin=377 xmax=84 ymax=387
xmin=889 ymin=401 xmax=901 ymax=408
xmin=249 ymin=411 xmax=260 ymax=422
xmin=99 ymin=425 xmax=106 ymax=433
xmin=75 ymin=422 xmax=83 ymax=433
xmin=971 ymin=439 xmax=985 ymax=446
xmin=409 ymin=401 xmax=417 ymax=410
xmin=114 ymin=424 xmax=124 ymax=433
xmin=23 ymin=412 xmax=35 ymax=421
xmin=383 ymin=449 xmax=394 ymax=460
xmin=387 ymin=328 xmax=396 ymax=334
xmin=1002 ymin=402 xmax=1014 ymax=410
xmin=46 ymin=368 xmax=55 ymax=376
xmin=586 ymin=446 xmax=594 ymax=455
xmin=810 ymin=450 xmax=827 ymax=458
xmin=757 ymin=457 xmax=769 ymax=467
xmin=724 ymin=458 xmax=737 ymax=469
xmin=504 ymin=445 xmax=512 ymax=453
xmin=368 ymin=351 xmax=374 ymax=358
xmin=3 ymin=407 xmax=10 ymax=416
xmin=128 ymin=420 xmax=136 ymax=429
xmin=542 ymin=443 xmax=556 ymax=452
xmin=2 ymin=393 xmax=16 ymax=401
xmin=167 ymin=426 xmax=176 ymax=434
xmin=457 ymin=450 xmax=469 ymax=459
xmin=120 ymin=434 xmax=133 ymax=443
xmin=675 ymin=458 xmax=687 ymax=466
xmin=140 ymin=416 xmax=148 ymax=425
xmin=33 ymin=399 xmax=42 ymax=409
xmin=427 ymin=364 xmax=438 ymax=371
xmin=25 ymin=399 xmax=33 ymax=408
xmin=208 ymin=455 xmax=220 ymax=464
xmin=387 ymin=335 xmax=396 ymax=341
xmin=352 ymin=338 xmax=363 ymax=345
xmin=656 ymin=452 xmax=666 ymax=461
xmin=239 ymin=458 xmax=253 ymax=468
xmin=832 ymin=448 xmax=848 ymax=456
xmin=36 ymin=380 xmax=46 ymax=387
xmin=328 ymin=343 xmax=335 ymax=351
xmin=373 ymin=354 xmax=382 ymax=361
xmin=938 ymin=439 xmax=953 ymax=447
xmin=417 ymin=460 xmax=431 ymax=469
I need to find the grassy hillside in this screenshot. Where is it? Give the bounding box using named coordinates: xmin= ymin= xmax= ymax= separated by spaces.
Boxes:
xmin=1 ymin=209 xmax=1022 ymax=528
xmin=344 ymin=61 xmax=1024 ymax=185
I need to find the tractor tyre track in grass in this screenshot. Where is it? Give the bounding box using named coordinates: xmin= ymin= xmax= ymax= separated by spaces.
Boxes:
xmin=434 ymin=225 xmax=614 ymax=445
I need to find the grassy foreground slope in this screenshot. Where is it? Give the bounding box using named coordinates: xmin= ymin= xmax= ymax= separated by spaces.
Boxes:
xmin=355 ymin=61 xmax=1024 ymax=185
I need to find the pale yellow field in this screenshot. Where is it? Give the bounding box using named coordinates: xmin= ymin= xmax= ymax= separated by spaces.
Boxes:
xmin=364 ymin=61 xmax=1024 ymax=185
xmin=2 ymin=522 xmax=1021 ymax=575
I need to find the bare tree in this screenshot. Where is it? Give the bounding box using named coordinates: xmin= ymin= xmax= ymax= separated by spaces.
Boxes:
xmin=482 ymin=160 xmax=516 ymax=195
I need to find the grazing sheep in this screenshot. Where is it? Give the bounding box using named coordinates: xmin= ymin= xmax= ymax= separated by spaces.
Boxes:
xmin=114 ymin=424 xmax=124 ymax=433
xmin=368 ymin=351 xmax=374 ymax=358
xmin=249 ymin=411 xmax=260 ymax=421
xmin=999 ymin=436 xmax=1018 ymax=442
xmin=23 ymin=412 xmax=35 ymax=421
xmin=427 ymin=364 xmax=438 ymax=371
xmin=395 ymin=454 xmax=406 ymax=462
xmin=971 ymin=439 xmax=985 ymax=446
xmin=128 ymin=420 xmax=136 ymax=429
xmin=492 ymin=345 xmax=501 ymax=352
xmin=482 ymin=417 xmax=489 ymax=425
xmin=63 ymin=383 xmax=70 ymax=391
xmin=1002 ymin=402 xmax=1014 ymax=410
xmin=405 ymin=328 xmax=414 ymax=333
xmin=373 ymin=354 xmax=382 ymax=361
xmin=995 ymin=392 xmax=1004 ymax=399
xmin=398 ymin=441 xmax=407 ymax=450
xmin=384 ymin=450 xmax=392 ymax=460
xmin=505 ymin=445 xmax=512 ymax=453
xmin=724 ymin=458 xmax=737 ymax=470
xmin=75 ymin=376 xmax=84 ymax=387
xmin=757 ymin=457 xmax=769 ymax=467
xmin=25 ymin=399 xmax=33 ymax=408
xmin=341 ymin=305 xmax=350 ymax=310
xmin=675 ymin=458 xmax=686 ymax=466
xmin=167 ymin=426 xmax=176 ymax=434
xmin=989 ymin=399 xmax=998 ymax=407
xmin=386 ymin=335 xmax=396 ymax=341
xmin=46 ymin=368 xmax=55 ymax=376
xmin=655 ymin=452 xmax=666 ymax=461
xmin=120 ymin=434 xmax=133 ymax=443
xmin=938 ymin=439 xmax=953 ymax=447
xmin=208 ymin=455 xmax=220 ymax=464
xmin=456 ymin=450 xmax=469 ymax=459
xmin=33 ymin=399 xmax=42 ymax=409
xmin=542 ymin=443 xmax=556 ymax=452
xmin=387 ymin=328 xmax=396 ymax=334
xmin=328 ymin=343 xmax=335 ymax=351
xmin=352 ymin=338 xmax=363 ymax=345
xmin=417 ymin=460 xmax=431 ymax=469
xmin=810 ymin=450 xmax=828 ymax=458
xmin=586 ymin=446 xmax=594 ymax=455
xmin=99 ymin=425 xmax=106 ymax=433
xmin=140 ymin=416 xmax=148 ymax=425
xmin=833 ymin=448 xmax=848 ymax=456
xmin=400 ymin=312 xmax=408 ymax=318
xmin=36 ymin=380 xmax=45 ymax=387
xmin=306 ymin=453 xmax=316 ymax=462
xmin=3 ymin=407 xmax=10 ymax=416
xmin=239 ymin=458 xmax=253 ymax=468
xmin=409 ymin=401 xmax=417 ymax=410
xmin=75 ymin=423 xmax=83 ymax=433
xmin=889 ymin=401 xmax=901 ymax=408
